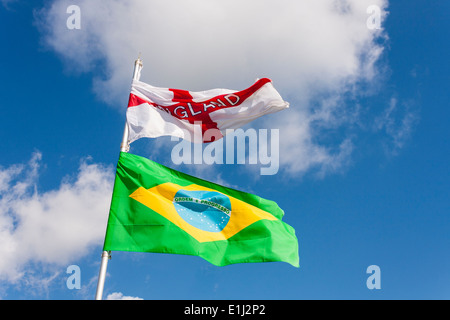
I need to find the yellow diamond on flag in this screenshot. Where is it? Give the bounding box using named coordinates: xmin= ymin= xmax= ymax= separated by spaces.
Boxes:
xmin=129 ymin=182 xmax=278 ymax=243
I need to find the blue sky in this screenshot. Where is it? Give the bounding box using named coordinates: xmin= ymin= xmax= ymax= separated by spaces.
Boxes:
xmin=0 ymin=0 xmax=449 ymax=300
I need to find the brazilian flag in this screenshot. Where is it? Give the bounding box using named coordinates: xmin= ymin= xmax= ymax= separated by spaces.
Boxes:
xmin=103 ymin=152 xmax=299 ymax=267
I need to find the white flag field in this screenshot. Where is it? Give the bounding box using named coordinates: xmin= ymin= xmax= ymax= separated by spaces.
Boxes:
xmin=126 ymin=78 xmax=289 ymax=143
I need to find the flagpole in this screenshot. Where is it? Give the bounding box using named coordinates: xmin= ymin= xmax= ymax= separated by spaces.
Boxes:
xmin=95 ymin=57 xmax=143 ymax=300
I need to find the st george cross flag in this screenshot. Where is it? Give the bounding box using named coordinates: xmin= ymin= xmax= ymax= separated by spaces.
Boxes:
xmin=126 ymin=78 xmax=289 ymax=143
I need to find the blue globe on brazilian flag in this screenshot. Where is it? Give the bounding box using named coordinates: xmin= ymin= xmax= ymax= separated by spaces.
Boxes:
xmin=103 ymin=152 xmax=299 ymax=267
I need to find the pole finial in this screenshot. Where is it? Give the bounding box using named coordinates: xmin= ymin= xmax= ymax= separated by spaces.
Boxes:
xmin=136 ymin=52 xmax=143 ymax=64
xmin=133 ymin=54 xmax=143 ymax=80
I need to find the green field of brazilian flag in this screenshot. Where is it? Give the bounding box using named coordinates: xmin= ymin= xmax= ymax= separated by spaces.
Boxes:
xmin=103 ymin=152 xmax=299 ymax=267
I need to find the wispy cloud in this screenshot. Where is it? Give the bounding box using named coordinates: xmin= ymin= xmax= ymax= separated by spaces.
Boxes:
xmin=0 ymin=152 xmax=114 ymax=286
xmin=0 ymin=0 xmax=17 ymax=9
xmin=106 ymin=292 xmax=143 ymax=300
xmin=374 ymin=97 xmax=419 ymax=155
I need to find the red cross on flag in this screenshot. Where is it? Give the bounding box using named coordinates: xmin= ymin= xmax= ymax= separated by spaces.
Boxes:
xmin=126 ymin=78 xmax=289 ymax=143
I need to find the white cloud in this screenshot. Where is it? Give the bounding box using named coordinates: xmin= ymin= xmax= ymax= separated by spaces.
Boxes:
xmin=106 ymin=292 xmax=143 ymax=300
xmin=0 ymin=152 xmax=114 ymax=283
xmin=37 ymin=0 xmax=387 ymax=99
xmin=36 ymin=0 xmax=390 ymax=176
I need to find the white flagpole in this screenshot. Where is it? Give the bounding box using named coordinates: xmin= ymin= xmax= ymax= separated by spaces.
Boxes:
xmin=95 ymin=57 xmax=143 ymax=300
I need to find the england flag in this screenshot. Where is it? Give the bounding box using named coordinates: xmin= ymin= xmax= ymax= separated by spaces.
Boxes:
xmin=126 ymin=78 xmax=289 ymax=143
